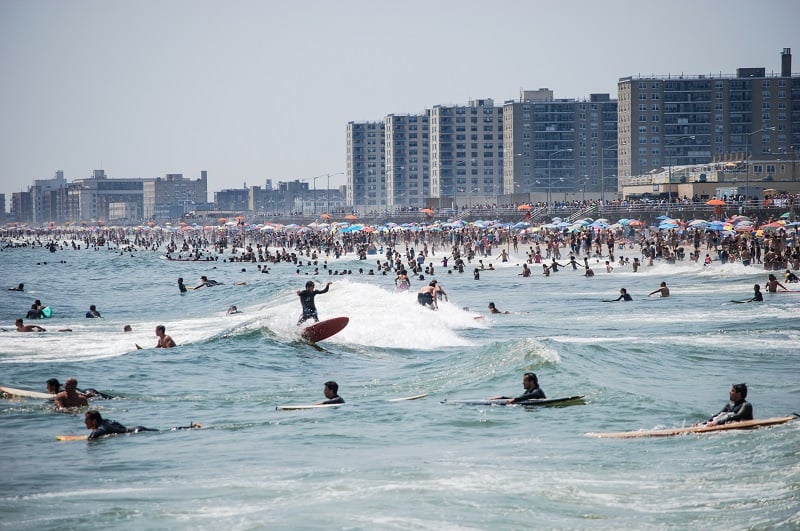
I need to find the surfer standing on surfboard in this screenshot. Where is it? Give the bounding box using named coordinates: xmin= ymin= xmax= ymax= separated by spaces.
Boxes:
xmin=297 ymin=281 xmax=331 ymax=325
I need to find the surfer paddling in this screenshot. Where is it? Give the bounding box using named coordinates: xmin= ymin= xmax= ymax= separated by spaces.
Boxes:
xmin=15 ymin=318 xmax=46 ymax=332
xmin=297 ymin=280 xmax=331 ymax=325
xmin=84 ymin=410 xmax=201 ymax=439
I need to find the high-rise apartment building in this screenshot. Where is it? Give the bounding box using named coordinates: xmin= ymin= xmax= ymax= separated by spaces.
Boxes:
xmin=430 ymin=98 xmax=504 ymax=208
xmin=346 ymin=121 xmax=385 ymax=213
xmin=385 ymin=112 xmax=430 ymax=210
xmin=503 ymin=90 xmax=618 ymax=202
xmin=618 ymin=48 xmax=799 ymax=181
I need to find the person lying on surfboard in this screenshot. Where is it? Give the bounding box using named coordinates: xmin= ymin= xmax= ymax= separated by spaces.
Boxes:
xmin=698 ymin=383 xmax=753 ymax=427
xmin=297 ymin=281 xmax=331 ymax=325
xmin=318 ymin=381 xmax=344 ymax=405
xmin=84 ymin=410 xmax=201 ymax=439
xmin=15 ymin=318 xmax=46 ymax=332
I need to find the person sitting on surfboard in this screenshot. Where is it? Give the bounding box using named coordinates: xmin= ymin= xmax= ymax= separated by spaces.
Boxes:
xmin=85 ymin=305 xmax=102 ymax=318
xmin=318 ymin=381 xmax=344 ymax=405
xmin=297 ymin=281 xmax=332 ymax=325
xmin=15 ymin=318 xmax=46 ymax=332
xmin=703 ymin=383 xmax=753 ymax=426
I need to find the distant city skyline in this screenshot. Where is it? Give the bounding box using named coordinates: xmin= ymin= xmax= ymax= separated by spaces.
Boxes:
xmin=1 ymin=0 xmax=798 ymax=209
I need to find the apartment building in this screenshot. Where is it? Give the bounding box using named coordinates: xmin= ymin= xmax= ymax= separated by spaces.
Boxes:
xmin=618 ymin=48 xmax=799 ymax=183
xmin=430 ymin=98 xmax=504 ymax=208
xmin=503 ymin=90 xmax=618 ymax=202
xmin=346 ymin=121 xmax=385 ymax=213
xmin=385 ymin=112 xmax=430 ymax=210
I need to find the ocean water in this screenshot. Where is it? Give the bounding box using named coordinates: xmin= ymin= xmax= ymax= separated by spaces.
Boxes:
xmin=1 ymin=238 xmax=798 ymax=530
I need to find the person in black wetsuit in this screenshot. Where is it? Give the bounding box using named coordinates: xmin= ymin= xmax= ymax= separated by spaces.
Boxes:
xmin=491 ymin=372 xmax=546 ymax=403
xmin=318 ymin=380 xmax=344 ymax=404
xmin=750 ymin=284 xmax=763 ymax=302
xmin=85 ymin=305 xmax=102 ymax=318
xmin=191 ymin=275 xmax=221 ymax=290
xmin=84 ymin=410 xmax=200 ymax=439
xmin=177 ymin=277 xmax=187 ymax=293
xmin=297 ymin=280 xmax=332 ymax=325
xmin=704 ymin=383 xmax=753 ymax=426
xmin=609 ymin=288 xmax=633 ymax=302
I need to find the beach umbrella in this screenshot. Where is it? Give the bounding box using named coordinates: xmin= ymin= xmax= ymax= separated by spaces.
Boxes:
xmin=780 ymin=212 xmax=791 ymax=219
xmin=319 ymin=213 xmax=332 ymax=220
xmin=655 ymin=215 xmax=671 ymax=221
xmin=512 ymin=222 xmax=531 ymax=229
xmin=705 ymin=199 xmax=725 ymax=206
xmin=517 ymin=204 xmax=532 ymax=211
xmin=658 ymin=222 xmax=679 ymax=230
xmin=345 ymin=214 xmax=358 ymax=220
xmin=421 ymin=208 xmax=434 ymax=215
xmin=618 ymin=218 xmax=630 ymax=225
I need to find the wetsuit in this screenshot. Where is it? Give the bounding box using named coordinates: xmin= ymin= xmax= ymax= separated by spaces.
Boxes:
xmin=751 ymin=291 xmax=763 ymax=302
xmin=511 ymin=387 xmax=546 ymax=402
xmin=85 ymin=310 xmax=101 ymax=318
xmin=614 ymin=293 xmax=633 ymax=301
xmin=320 ymin=395 xmax=344 ymax=405
xmin=88 ymin=419 xmax=157 ymax=439
xmin=709 ymin=399 xmax=753 ymax=425
xmin=297 ymin=284 xmax=330 ymax=324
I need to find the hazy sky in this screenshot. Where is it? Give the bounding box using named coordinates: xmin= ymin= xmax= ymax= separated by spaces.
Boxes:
xmin=1 ymin=0 xmax=798 ymax=206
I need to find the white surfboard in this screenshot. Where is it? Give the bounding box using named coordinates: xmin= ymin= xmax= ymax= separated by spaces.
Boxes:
xmin=1 ymin=385 xmax=54 ymax=400
xmin=275 ymin=403 xmax=343 ymax=411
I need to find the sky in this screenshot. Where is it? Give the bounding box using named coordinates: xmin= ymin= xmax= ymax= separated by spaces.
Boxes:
xmin=1 ymin=0 xmax=798 ymax=207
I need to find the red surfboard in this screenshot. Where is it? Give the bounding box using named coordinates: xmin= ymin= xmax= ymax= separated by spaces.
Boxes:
xmin=301 ymin=317 xmax=349 ymax=343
